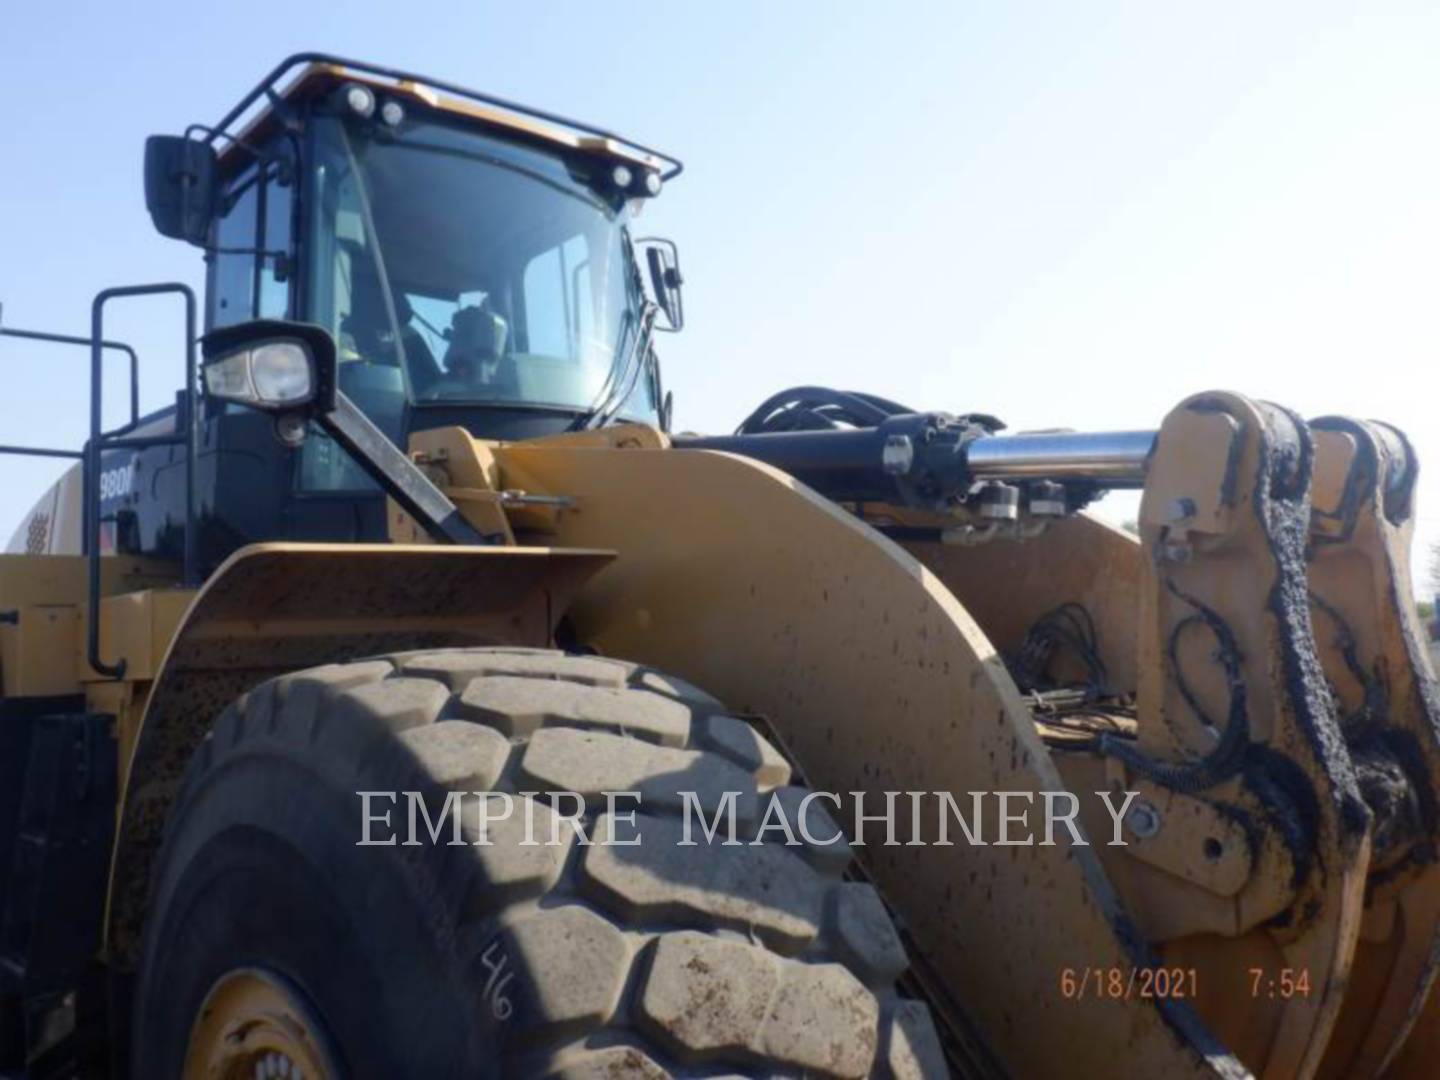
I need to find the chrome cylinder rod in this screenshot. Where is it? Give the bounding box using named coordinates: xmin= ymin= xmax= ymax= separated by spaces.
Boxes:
xmin=964 ymin=430 xmax=1156 ymax=487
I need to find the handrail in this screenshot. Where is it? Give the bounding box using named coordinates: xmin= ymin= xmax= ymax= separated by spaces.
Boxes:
xmin=0 ymin=317 xmax=144 ymax=459
xmin=86 ymin=284 xmax=198 ymax=680
xmin=0 ymin=325 xmax=140 ymax=429
xmin=0 ymin=445 xmax=83 ymax=460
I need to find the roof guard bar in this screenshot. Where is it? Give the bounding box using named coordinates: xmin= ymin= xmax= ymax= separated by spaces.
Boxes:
xmin=204 ymin=52 xmax=684 ymax=180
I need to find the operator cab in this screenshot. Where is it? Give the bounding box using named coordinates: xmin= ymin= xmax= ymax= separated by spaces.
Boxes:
xmin=113 ymin=56 xmax=684 ymax=565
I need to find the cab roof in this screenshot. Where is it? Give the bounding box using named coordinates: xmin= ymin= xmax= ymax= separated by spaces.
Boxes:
xmin=210 ymin=52 xmax=682 ymax=180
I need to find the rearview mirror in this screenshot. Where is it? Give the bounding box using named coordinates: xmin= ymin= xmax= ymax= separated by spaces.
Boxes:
xmin=144 ymin=135 xmax=218 ymax=246
xmin=637 ymin=238 xmax=684 ymax=332
xmin=200 ymin=320 xmax=337 ymax=415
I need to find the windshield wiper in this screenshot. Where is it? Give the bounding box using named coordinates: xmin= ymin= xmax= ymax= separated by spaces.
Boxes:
xmin=568 ymin=301 xmax=658 ymax=431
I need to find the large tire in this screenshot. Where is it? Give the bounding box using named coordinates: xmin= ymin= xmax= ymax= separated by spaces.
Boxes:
xmin=133 ymin=648 xmax=946 ymax=1078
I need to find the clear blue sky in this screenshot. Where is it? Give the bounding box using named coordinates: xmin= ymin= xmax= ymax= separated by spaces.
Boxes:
xmin=2 ymin=2 xmax=1438 ymax=593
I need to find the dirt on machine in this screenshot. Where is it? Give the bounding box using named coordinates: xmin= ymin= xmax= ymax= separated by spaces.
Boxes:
xmin=1 ymin=52 xmax=1437 ymax=1080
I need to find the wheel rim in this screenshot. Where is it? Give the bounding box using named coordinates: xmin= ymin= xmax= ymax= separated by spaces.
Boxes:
xmin=183 ymin=967 xmax=340 ymax=1080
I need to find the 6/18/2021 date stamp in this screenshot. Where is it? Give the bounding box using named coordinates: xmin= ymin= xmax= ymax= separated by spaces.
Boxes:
xmin=1059 ymin=967 xmax=1198 ymax=1000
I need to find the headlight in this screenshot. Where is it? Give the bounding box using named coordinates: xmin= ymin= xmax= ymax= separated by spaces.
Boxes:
xmin=251 ymin=342 xmax=313 ymax=404
xmin=204 ymin=340 xmax=316 ymax=409
xmin=203 ymin=351 xmax=255 ymax=401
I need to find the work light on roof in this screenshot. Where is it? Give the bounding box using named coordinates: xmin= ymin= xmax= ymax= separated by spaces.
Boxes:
xmin=343 ymin=83 xmax=376 ymax=118
xmin=380 ymin=100 xmax=406 ymax=127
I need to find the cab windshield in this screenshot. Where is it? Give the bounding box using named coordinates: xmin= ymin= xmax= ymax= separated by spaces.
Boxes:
xmin=307 ymin=111 xmax=652 ymax=420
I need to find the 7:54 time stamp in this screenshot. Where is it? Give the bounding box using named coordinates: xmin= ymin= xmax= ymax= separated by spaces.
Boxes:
xmin=1249 ymin=967 xmax=1311 ymax=999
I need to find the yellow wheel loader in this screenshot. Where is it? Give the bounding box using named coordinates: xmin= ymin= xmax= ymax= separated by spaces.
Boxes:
xmin=0 ymin=53 xmax=1435 ymax=1080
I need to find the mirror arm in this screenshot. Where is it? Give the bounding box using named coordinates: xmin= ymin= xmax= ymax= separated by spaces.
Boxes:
xmin=184 ymin=123 xmax=270 ymax=164
xmin=207 ymin=246 xmax=287 ymax=259
xmin=204 ymin=247 xmax=292 ymax=284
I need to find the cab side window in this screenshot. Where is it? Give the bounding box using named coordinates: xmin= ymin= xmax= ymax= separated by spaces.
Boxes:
xmin=209 ymin=156 xmax=293 ymax=329
xmin=211 ymin=172 xmax=258 ymax=328
xmin=258 ymin=165 xmax=292 ymax=318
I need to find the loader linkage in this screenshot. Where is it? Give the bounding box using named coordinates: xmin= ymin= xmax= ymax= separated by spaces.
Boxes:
xmin=967 ymin=391 xmax=1438 ymax=1078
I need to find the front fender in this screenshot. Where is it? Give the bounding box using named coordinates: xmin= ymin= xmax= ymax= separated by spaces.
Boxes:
xmin=104 ymin=541 xmax=611 ymax=964
xmin=492 ymin=439 xmax=1239 ymax=1079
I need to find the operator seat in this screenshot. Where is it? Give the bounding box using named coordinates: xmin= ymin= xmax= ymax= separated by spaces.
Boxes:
xmin=338 ymin=250 xmax=442 ymax=392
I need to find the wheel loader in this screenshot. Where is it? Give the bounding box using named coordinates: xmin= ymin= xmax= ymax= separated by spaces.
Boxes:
xmin=0 ymin=52 xmax=1436 ymax=1080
